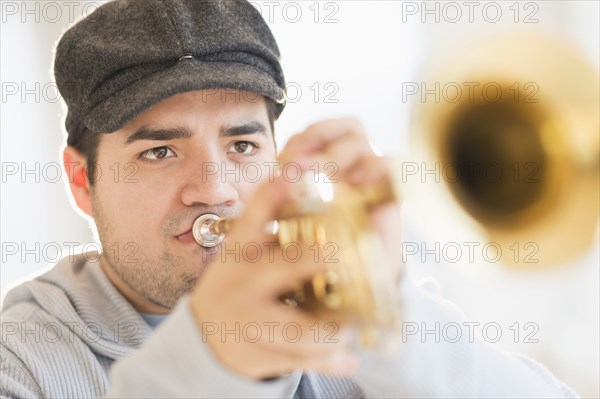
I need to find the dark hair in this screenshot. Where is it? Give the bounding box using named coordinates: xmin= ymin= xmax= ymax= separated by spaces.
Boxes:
xmin=67 ymin=125 xmax=101 ymax=185
xmin=69 ymin=98 xmax=280 ymax=184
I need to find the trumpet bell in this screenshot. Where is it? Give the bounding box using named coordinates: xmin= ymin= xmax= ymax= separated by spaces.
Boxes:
xmin=413 ymin=34 xmax=599 ymax=266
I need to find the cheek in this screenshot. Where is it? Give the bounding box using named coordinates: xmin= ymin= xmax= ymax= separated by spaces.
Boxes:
xmin=92 ymin=162 xmax=177 ymax=226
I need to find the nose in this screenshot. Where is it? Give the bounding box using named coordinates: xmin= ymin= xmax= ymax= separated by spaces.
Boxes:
xmin=180 ymin=159 xmax=239 ymax=207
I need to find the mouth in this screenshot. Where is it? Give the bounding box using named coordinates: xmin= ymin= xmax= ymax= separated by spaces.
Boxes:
xmin=176 ymin=228 xmax=196 ymax=244
xmin=174 ymin=211 xmax=236 ymax=247
xmin=175 ymin=213 xmax=221 ymax=246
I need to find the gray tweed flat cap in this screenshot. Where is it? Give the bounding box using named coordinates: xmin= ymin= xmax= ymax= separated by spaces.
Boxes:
xmin=54 ymin=0 xmax=286 ymax=145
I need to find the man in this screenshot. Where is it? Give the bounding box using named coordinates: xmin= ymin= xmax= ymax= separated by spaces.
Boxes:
xmin=0 ymin=0 xmax=577 ymax=398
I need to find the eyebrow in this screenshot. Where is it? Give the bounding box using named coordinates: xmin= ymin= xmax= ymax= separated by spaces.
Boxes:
xmin=125 ymin=127 xmax=192 ymax=144
xmin=220 ymin=121 xmax=268 ymax=138
xmin=125 ymin=122 xmax=268 ymax=144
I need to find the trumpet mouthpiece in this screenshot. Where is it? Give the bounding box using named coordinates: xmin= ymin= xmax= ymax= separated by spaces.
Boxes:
xmin=192 ymin=213 xmax=225 ymax=248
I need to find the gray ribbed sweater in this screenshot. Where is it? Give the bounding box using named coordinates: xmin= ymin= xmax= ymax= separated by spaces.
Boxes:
xmin=1 ymin=253 xmax=577 ymax=398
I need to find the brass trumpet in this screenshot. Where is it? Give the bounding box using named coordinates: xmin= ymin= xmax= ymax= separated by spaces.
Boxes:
xmin=192 ymin=34 xmax=599 ymax=331
xmin=193 ymin=174 xmax=401 ymax=331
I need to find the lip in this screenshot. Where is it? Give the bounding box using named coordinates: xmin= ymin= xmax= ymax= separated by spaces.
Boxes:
xmin=176 ymin=228 xmax=196 ymax=244
xmin=175 ymin=212 xmax=230 ymax=246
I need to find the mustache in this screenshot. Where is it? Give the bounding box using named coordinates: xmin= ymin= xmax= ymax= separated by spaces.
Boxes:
xmin=164 ymin=206 xmax=244 ymax=236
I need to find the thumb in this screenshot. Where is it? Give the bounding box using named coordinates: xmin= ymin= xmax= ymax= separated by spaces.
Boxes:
xmin=238 ymin=175 xmax=292 ymax=236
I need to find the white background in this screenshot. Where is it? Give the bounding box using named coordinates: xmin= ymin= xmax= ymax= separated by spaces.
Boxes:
xmin=1 ymin=1 xmax=598 ymax=396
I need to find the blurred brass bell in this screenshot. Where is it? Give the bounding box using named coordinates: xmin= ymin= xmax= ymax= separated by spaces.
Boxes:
xmin=412 ymin=34 xmax=599 ymax=267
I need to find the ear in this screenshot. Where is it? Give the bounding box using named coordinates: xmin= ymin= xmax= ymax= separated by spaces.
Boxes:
xmin=63 ymin=146 xmax=93 ymax=216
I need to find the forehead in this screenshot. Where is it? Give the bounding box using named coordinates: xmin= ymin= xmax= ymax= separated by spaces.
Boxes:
xmin=118 ymin=89 xmax=269 ymax=132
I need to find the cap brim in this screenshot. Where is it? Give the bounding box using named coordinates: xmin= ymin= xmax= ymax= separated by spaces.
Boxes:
xmin=83 ymin=60 xmax=285 ymax=134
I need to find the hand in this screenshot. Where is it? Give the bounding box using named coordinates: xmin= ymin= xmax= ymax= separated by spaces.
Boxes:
xmin=279 ymin=118 xmax=404 ymax=272
xmin=189 ymin=176 xmax=357 ymax=380
xmin=189 ymin=118 xmax=402 ymax=380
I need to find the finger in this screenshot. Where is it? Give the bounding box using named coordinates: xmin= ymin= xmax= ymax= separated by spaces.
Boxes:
xmin=279 ymin=118 xmax=366 ymax=162
xmin=346 ymin=154 xmax=391 ymax=186
xmin=252 ymin=254 xmax=329 ymax=298
xmin=247 ymin=310 xmax=354 ymax=356
xmin=235 ymin=176 xmax=292 ymax=237
xmin=308 ymin=134 xmax=372 ymax=175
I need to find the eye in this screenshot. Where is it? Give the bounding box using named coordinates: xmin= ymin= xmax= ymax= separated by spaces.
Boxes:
xmin=140 ymin=146 xmax=175 ymax=161
xmin=229 ymin=141 xmax=258 ymax=155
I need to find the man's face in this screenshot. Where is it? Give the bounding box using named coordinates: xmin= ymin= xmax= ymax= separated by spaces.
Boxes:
xmin=89 ymin=90 xmax=277 ymax=310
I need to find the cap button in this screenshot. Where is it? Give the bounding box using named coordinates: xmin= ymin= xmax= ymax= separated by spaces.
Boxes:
xmin=178 ymin=53 xmax=194 ymax=61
